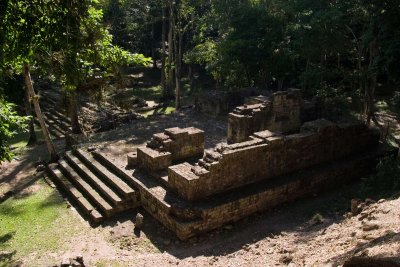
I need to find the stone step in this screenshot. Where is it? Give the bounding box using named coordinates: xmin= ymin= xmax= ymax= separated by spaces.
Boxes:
xmin=91 ymin=151 xmax=204 ymax=238
xmin=203 ymin=156 xmax=216 ymax=164
xmin=204 ymin=150 xmax=222 ymax=161
xmin=49 ymin=108 xmax=70 ymax=123
xmin=40 ymin=97 xmax=58 ymax=108
xmin=198 ymin=159 xmax=211 ymax=170
xmin=74 ymin=149 xmax=137 ymax=200
xmin=92 ymin=151 xmax=175 ymax=208
xmin=40 ymin=101 xmax=62 ymax=114
xmin=44 ymin=117 xmax=67 ymax=136
xmin=40 ymin=102 xmax=70 ymax=123
xmin=43 ymin=112 xmax=71 ymax=132
xmin=65 ymin=151 xmax=124 ymax=208
xmin=34 ymin=118 xmax=64 ymax=139
xmin=58 ymin=159 xmax=114 ymax=217
xmin=47 ymin=164 xmax=104 ymax=223
xmin=91 ymin=151 xmax=203 ymax=220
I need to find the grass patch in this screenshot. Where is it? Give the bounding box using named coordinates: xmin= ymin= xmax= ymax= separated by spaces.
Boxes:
xmin=95 ymin=259 xmax=127 ymax=267
xmin=126 ymin=85 xmax=163 ymax=102
xmin=9 ymin=125 xmax=44 ymax=150
xmin=0 ymin=181 xmax=81 ymax=266
xmin=142 ymin=106 xmax=176 ymax=117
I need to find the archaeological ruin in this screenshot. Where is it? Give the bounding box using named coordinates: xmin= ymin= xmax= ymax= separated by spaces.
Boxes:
xmin=48 ymin=89 xmax=397 ymax=240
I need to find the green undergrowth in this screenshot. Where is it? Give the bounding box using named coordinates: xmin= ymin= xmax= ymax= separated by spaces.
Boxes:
xmin=130 ymin=85 xmax=163 ymax=101
xmin=0 ymin=180 xmax=81 ymax=266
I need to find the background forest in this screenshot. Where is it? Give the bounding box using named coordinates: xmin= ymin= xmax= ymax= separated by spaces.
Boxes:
xmin=1 ymin=0 xmax=400 ymax=161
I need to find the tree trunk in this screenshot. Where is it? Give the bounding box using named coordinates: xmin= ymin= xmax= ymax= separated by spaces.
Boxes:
xmin=161 ymin=4 xmax=167 ymax=99
xmin=365 ymin=39 xmax=378 ymax=125
xmin=23 ymin=63 xmax=57 ymax=161
xmin=24 ymin=86 xmax=37 ymax=146
xmin=151 ymin=20 xmax=157 ymax=69
xmin=188 ymin=64 xmax=194 ymax=92
xmin=175 ymin=29 xmax=183 ymax=109
xmin=168 ymin=0 xmax=175 ymax=94
xmin=69 ymin=90 xmax=81 ymax=134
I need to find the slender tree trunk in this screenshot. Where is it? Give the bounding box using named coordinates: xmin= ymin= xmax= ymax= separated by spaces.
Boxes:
xmin=151 ymin=20 xmax=157 ymax=69
xmin=168 ymin=0 xmax=175 ymax=94
xmin=69 ymin=90 xmax=81 ymax=134
xmin=24 ymin=86 xmax=37 ymax=146
xmin=175 ymin=29 xmax=182 ymax=109
xmin=365 ymin=39 xmax=378 ymax=125
xmin=23 ymin=63 xmax=57 ymax=161
xmin=161 ymin=4 xmax=167 ymax=99
xmin=188 ymin=64 xmax=194 ymax=92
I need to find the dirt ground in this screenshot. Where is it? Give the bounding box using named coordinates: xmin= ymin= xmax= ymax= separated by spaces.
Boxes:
xmin=1 ymin=110 xmax=400 ymax=267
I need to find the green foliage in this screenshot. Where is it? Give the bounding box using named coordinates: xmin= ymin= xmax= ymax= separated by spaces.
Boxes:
xmin=0 ymin=97 xmax=28 ymax=163
xmin=180 ymin=0 xmax=400 ymax=98
xmin=48 ymin=3 xmax=151 ymax=91
xmin=102 ymin=0 xmax=162 ymax=53
xmin=360 ymin=156 xmax=400 ymax=198
xmin=0 ymin=100 xmax=28 ymax=159
xmin=0 ymin=0 xmax=150 ymax=92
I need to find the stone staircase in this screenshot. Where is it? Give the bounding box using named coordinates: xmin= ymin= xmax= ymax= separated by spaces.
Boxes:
xmin=48 ymin=149 xmax=139 ymax=223
xmin=36 ymin=93 xmax=71 ymax=139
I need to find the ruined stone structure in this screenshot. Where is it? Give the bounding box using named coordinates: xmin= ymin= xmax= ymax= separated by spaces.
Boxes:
xmin=227 ymin=89 xmax=303 ymax=143
xmin=195 ymin=88 xmax=263 ymax=117
xmin=137 ymin=127 xmax=204 ymax=172
xmin=48 ymin=98 xmax=396 ymax=241
xmin=169 ymin=120 xmax=380 ymax=201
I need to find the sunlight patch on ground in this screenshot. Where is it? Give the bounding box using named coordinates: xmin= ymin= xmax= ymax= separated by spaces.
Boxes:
xmin=142 ymin=106 xmax=176 ymax=117
xmin=0 ymin=181 xmax=82 ymax=266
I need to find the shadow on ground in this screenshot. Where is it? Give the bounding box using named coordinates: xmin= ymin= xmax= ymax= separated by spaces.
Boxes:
xmin=99 ymin=183 xmax=363 ymax=260
xmin=0 ymin=232 xmax=16 ymax=267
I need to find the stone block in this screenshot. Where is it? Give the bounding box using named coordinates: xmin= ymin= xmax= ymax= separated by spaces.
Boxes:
xmin=144 ymin=127 xmax=205 ymax=163
xmin=165 ymin=127 xmax=189 ymax=140
xmin=137 ymin=147 xmax=172 ymax=172
xmin=127 ymin=151 xmax=138 ymax=168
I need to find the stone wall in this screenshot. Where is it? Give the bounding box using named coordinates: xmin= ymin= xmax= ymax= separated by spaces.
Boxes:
xmin=195 ymin=88 xmax=264 ymax=117
xmin=168 ymin=120 xmax=380 ymax=201
xmin=227 ymin=89 xmax=303 ymax=143
xmin=137 ymin=127 xmax=204 ymax=172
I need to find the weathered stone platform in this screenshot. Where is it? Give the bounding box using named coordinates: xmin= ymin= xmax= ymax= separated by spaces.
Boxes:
xmin=95 ymin=139 xmax=393 ymax=240
xmin=47 ymin=93 xmax=396 ymax=240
